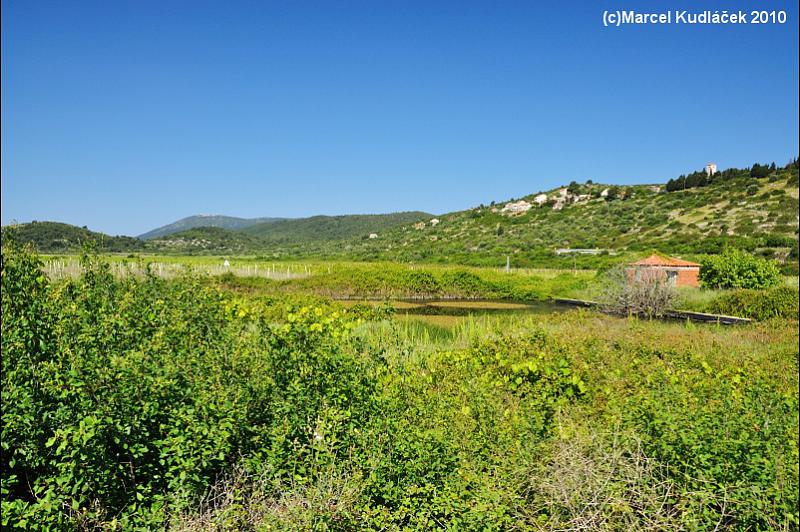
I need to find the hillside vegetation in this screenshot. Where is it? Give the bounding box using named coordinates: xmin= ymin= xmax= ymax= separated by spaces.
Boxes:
xmin=156 ymin=162 xmax=799 ymax=270
xmin=302 ymin=163 xmax=799 ymax=268
xmin=4 ymin=162 xmax=797 ymax=271
xmin=146 ymin=227 xmax=263 ymax=254
xmin=242 ymin=212 xmax=432 ymax=242
xmin=0 ymin=222 xmax=143 ymax=253
xmin=138 ymin=215 xmax=284 ymax=240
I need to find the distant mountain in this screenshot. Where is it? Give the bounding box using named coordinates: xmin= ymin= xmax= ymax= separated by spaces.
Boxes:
xmin=138 ymin=215 xmax=285 ymax=240
xmin=1 ymin=221 xmax=144 ymax=253
xmin=243 ymin=212 xmax=433 ymax=243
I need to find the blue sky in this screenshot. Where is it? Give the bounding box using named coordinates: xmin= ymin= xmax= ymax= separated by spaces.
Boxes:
xmin=2 ymin=0 xmax=798 ymax=236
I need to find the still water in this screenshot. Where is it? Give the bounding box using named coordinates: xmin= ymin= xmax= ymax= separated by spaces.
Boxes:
xmin=341 ymin=299 xmax=571 ymax=328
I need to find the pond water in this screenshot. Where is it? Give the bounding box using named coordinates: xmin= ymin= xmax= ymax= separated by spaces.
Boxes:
xmin=341 ymin=299 xmax=572 ymax=329
xmin=395 ymin=299 xmax=567 ymax=315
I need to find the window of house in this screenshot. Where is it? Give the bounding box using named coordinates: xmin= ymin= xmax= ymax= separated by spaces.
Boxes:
xmin=666 ymin=270 xmax=678 ymax=285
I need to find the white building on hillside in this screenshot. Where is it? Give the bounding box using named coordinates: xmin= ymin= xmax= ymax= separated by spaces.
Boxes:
xmin=533 ymin=193 xmax=548 ymax=205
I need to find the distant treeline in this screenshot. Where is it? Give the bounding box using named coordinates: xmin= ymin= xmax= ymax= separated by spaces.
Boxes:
xmin=0 ymin=222 xmax=143 ymax=253
xmin=665 ymin=159 xmax=798 ymax=192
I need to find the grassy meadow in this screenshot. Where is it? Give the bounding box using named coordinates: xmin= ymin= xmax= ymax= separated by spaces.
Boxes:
xmin=3 ymin=245 xmax=799 ymax=530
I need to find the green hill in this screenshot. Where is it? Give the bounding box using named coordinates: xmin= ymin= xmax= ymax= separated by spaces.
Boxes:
xmin=242 ymin=212 xmax=432 ymax=243
xmin=335 ymin=163 xmax=799 ymax=268
xmin=241 ymin=162 xmax=798 ymax=270
xmin=147 ymin=226 xmax=262 ymax=254
xmin=0 ymin=221 xmax=143 ymax=253
xmin=139 ymin=215 xmax=284 ymax=240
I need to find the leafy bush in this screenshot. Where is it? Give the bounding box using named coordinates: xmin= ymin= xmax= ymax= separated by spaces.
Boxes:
xmin=1 ymin=243 xmax=376 ymax=528
xmin=625 ymin=368 xmax=798 ymax=529
xmin=707 ymin=286 xmax=799 ymax=320
xmin=699 ymin=249 xmax=782 ymax=289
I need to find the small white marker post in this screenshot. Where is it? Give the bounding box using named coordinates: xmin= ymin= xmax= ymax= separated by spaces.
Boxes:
xmin=505 ymin=256 xmax=510 ymax=273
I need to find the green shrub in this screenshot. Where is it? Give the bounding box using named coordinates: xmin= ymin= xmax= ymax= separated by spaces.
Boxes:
xmin=763 ymin=234 xmax=796 ymax=247
xmin=699 ymin=249 xmax=782 ymax=289
xmin=1 ymin=244 xmax=376 ymax=528
xmin=707 ymin=286 xmax=799 ymax=320
xmin=626 ymin=368 xmax=798 ymax=528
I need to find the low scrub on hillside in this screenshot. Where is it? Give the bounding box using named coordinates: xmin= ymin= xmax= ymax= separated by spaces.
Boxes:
xmin=250 ymin=163 xmax=799 ymax=269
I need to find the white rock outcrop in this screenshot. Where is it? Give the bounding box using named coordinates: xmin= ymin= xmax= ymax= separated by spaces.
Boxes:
xmin=501 ymin=200 xmax=532 ymax=214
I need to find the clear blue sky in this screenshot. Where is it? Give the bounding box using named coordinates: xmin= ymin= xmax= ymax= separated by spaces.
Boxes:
xmin=2 ymin=0 xmax=798 ymax=236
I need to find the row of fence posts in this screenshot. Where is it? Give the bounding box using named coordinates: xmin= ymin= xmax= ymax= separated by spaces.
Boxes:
xmin=42 ymin=259 xmax=315 ymax=280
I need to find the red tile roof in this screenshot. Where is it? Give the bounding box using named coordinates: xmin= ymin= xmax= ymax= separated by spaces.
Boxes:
xmin=630 ymin=254 xmax=701 ymax=267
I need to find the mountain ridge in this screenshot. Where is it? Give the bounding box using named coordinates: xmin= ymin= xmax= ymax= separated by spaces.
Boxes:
xmin=138 ymin=215 xmax=286 ymax=240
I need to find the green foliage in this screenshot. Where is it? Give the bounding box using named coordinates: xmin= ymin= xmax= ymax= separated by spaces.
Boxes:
xmin=241 ymin=164 xmax=795 ymax=270
xmin=219 ymin=262 xmax=591 ymax=301
xmin=1 ymin=243 xmax=375 ymax=528
xmin=699 ymin=249 xmax=782 ymax=289
xmin=2 ymin=244 xmax=797 ymax=529
xmin=707 ymin=286 xmax=799 ymax=320
xmin=149 ymin=226 xmax=262 ymax=253
xmin=625 ymin=367 xmax=797 ymax=528
xmin=138 ymin=214 xmax=285 ymax=240
xmin=1 ymin=222 xmax=143 ymax=253
xmin=750 ymin=162 xmax=772 ymax=179
xmin=243 ymin=212 xmax=431 ymax=242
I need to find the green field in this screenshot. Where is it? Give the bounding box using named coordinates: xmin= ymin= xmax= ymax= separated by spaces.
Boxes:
xmin=3 ymin=243 xmax=798 ymax=530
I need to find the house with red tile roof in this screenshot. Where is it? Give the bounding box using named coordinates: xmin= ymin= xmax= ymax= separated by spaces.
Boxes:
xmin=628 ymin=254 xmax=701 ymax=287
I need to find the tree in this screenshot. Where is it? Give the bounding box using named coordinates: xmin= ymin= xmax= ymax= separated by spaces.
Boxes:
xmin=567 ymin=181 xmax=580 ymax=194
xmin=700 ymin=249 xmax=782 ymax=289
xmin=750 ymin=163 xmax=769 ymax=179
